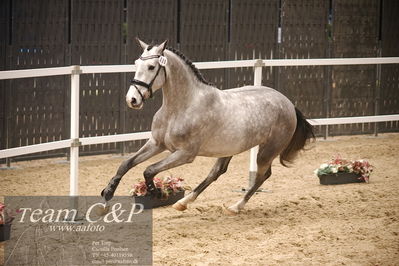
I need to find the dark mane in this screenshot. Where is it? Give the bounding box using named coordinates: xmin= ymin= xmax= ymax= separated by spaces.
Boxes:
xmin=166 ymin=47 xmax=214 ymax=87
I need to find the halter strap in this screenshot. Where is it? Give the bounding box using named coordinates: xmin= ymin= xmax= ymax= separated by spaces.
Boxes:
xmin=130 ymin=54 xmax=166 ymax=101
xmin=139 ymin=55 xmax=161 ymax=60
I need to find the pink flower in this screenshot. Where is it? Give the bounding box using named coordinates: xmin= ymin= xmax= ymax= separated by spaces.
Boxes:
xmin=0 ymin=203 xmax=20 ymax=224
xmin=131 ymin=181 xmax=147 ymax=196
xmin=130 ymin=176 xmax=185 ymax=197
xmin=316 ymin=156 xmax=373 ymax=183
xmin=154 ymin=177 xmax=164 ymax=190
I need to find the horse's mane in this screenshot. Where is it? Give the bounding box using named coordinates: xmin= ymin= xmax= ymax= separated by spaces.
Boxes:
xmin=166 ymin=47 xmax=214 ymax=87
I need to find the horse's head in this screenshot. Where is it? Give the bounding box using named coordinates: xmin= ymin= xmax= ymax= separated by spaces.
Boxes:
xmin=126 ymin=38 xmax=168 ymax=109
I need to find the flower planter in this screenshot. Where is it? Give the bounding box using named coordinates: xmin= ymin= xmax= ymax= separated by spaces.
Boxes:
xmin=318 ymin=172 xmax=364 ymax=185
xmin=0 ymin=224 xmax=11 ymax=242
xmin=133 ymin=190 xmax=185 ymax=209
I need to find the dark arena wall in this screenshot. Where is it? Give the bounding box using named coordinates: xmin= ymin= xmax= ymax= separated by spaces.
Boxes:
xmin=1 ymin=0 xmax=398 ymax=161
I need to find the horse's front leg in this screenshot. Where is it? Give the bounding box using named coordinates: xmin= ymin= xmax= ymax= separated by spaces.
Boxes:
xmin=101 ymin=138 xmax=165 ymax=202
xmin=143 ymin=150 xmax=196 ymax=198
xmin=173 ymin=156 xmax=232 ymax=211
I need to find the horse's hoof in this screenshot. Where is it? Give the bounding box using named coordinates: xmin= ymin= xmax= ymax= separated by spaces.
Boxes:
xmin=173 ymin=202 xmax=187 ymax=211
xmin=95 ymin=205 xmax=110 ymax=216
xmin=101 ymin=187 xmax=114 ymax=202
xmin=223 ymin=204 xmax=239 ymax=216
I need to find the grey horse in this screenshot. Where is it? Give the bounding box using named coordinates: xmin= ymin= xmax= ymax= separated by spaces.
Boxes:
xmin=101 ymin=39 xmax=314 ymax=214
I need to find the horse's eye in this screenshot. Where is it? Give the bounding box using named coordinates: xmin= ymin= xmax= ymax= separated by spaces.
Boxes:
xmin=148 ymin=65 xmax=155 ymax=71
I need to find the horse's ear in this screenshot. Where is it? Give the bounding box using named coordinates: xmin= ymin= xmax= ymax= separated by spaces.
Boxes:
xmin=156 ymin=39 xmax=168 ymax=54
xmin=136 ymin=37 xmax=148 ymax=50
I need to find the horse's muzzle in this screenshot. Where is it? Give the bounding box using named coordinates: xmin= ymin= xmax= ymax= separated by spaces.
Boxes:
xmin=126 ymin=95 xmax=143 ymax=109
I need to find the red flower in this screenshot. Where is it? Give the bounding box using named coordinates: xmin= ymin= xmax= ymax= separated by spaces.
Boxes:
xmin=316 ymin=156 xmax=373 ymax=183
xmin=0 ymin=203 xmax=20 ymax=224
xmin=131 ymin=181 xmax=147 ymax=196
xmin=130 ymin=176 xmax=184 ymax=197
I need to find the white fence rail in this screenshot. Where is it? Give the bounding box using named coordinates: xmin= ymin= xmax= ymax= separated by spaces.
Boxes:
xmin=1 ymin=57 xmax=399 ymax=196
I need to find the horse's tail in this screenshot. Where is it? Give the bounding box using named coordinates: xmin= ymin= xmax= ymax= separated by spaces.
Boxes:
xmin=279 ymin=107 xmax=315 ymax=167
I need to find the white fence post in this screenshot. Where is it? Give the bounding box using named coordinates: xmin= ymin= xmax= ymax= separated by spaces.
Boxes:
xmin=70 ymin=66 xmax=81 ymax=197
xmin=248 ymin=60 xmax=264 ymax=187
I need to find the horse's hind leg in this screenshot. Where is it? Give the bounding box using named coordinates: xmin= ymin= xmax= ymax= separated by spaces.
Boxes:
xmin=173 ymin=156 xmax=232 ymax=211
xmin=225 ymin=145 xmax=277 ymax=214
xmin=225 ymin=166 xmax=272 ymax=215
